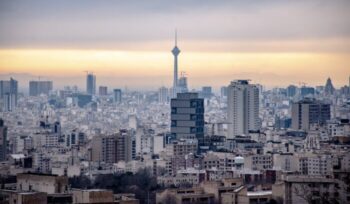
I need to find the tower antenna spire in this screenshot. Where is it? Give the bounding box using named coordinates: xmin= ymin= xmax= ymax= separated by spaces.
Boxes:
xmin=171 ymin=29 xmax=180 ymax=98
xmin=175 ymin=29 xmax=177 ymax=46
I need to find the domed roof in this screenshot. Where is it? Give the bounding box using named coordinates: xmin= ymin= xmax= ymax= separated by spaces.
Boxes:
xmin=234 ymin=156 xmax=244 ymax=164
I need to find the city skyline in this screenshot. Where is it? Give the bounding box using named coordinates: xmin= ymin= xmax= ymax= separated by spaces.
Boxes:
xmin=1 ymin=1 xmax=350 ymax=203
xmin=1 ymin=51 xmax=349 ymax=91
xmin=1 ymin=0 xmax=350 ymax=90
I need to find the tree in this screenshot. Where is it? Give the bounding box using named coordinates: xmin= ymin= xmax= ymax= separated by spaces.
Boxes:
xmin=92 ymin=168 xmax=160 ymax=204
xmin=162 ymin=194 xmax=177 ymax=204
xmin=69 ymin=175 xmax=92 ymax=189
xmin=293 ymin=183 xmax=313 ymax=204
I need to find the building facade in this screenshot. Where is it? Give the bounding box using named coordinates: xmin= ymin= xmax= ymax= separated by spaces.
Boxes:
xmin=171 ymin=93 xmax=204 ymax=141
xmin=291 ymin=98 xmax=331 ymax=131
xmin=0 ymin=78 xmax=18 ymax=111
xmin=98 ymin=86 xmax=108 ymax=96
xmin=29 ymin=81 xmax=53 ymax=96
xmin=0 ymin=119 xmax=7 ymax=161
xmin=113 ymin=89 xmax=122 ymax=104
xmin=86 ymin=73 xmax=96 ymax=95
xmin=227 ymin=80 xmax=260 ymax=138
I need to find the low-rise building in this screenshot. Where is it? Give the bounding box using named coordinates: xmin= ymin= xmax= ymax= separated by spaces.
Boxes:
xmin=16 ymin=173 xmax=69 ymax=194
xmin=273 ymin=175 xmax=340 ymax=204
xmin=72 ymin=189 xmax=114 ymax=204
xmin=244 ymin=154 xmax=273 ymax=171
xmin=7 ymin=191 xmax=47 ymax=204
xmin=156 ymin=187 xmax=215 ymax=204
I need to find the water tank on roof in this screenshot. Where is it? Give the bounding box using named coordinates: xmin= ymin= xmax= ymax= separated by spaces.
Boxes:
xmin=234 ymin=156 xmax=244 ymax=164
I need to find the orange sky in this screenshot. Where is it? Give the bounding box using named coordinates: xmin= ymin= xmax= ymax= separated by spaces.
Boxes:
xmin=0 ymin=48 xmax=349 ymax=89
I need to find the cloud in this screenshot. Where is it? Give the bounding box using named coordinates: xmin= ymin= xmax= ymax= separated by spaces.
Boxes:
xmin=0 ymin=0 xmax=350 ymax=51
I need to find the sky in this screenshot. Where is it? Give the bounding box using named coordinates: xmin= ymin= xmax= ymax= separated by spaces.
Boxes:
xmin=0 ymin=0 xmax=350 ymax=91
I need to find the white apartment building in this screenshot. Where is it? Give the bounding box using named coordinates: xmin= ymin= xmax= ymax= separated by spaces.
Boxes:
xmin=298 ymin=153 xmax=333 ymax=176
xmin=227 ymin=80 xmax=260 ymax=138
xmin=244 ymin=154 xmax=273 ymax=171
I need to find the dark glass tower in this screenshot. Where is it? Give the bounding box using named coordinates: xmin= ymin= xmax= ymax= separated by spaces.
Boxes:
xmin=86 ymin=73 xmax=96 ymax=95
xmin=171 ymin=92 xmax=204 ymax=141
xmin=113 ymin=89 xmax=122 ymax=104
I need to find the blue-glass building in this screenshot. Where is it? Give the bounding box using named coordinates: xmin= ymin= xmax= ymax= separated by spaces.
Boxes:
xmin=86 ymin=73 xmax=96 ymax=95
xmin=300 ymin=86 xmax=315 ymax=97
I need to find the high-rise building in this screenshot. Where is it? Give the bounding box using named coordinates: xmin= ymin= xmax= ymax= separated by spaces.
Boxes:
xmin=291 ymin=98 xmax=331 ymax=131
xmin=3 ymin=93 xmax=16 ymax=112
xmin=113 ymin=89 xmax=122 ymax=104
xmin=227 ymin=80 xmax=260 ymax=138
xmin=201 ymin=86 xmax=212 ymax=98
xmin=0 ymin=78 xmax=18 ymax=109
xmin=287 ymin=85 xmax=298 ymax=97
xmin=86 ymin=73 xmax=96 ymax=95
xmin=172 ymin=30 xmax=180 ymax=97
xmin=300 ymin=86 xmax=315 ymax=97
xmin=99 ymin=86 xmax=108 ymax=96
xmin=91 ymin=130 xmax=135 ymax=163
xmin=91 ymin=135 xmax=116 ymax=163
xmin=29 ymin=81 xmax=53 ymax=96
xmin=0 ymin=78 xmax=18 ymax=98
xmin=220 ymin=86 xmax=228 ymax=98
xmin=158 ymin=86 xmax=169 ymax=104
xmin=0 ymin=119 xmax=7 ymax=161
xmin=116 ymin=129 xmax=136 ymax=162
xmin=324 ymin=77 xmax=335 ymax=95
xmin=178 ymin=73 xmax=188 ymax=93
xmin=171 ymin=93 xmax=204 ymax=141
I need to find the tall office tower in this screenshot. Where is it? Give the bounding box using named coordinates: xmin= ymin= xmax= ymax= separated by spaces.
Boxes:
xmin=113 ymin=89 xmax=122 ymax=104
xmin=29 ymin=81 xmax=53 ymax=96
xmin=116 ymin=129 xmax=136 ymax=162
xmin=201 ymin=86 xmax=212 ymax=98
xmin=86 ymin=73 xmax=96 ymax=95
xmin=172 ymin=30 xmax=180 ymax=97
xmin=0 ymin=78 xmax=18 ymax=107
xmin=99 ymin=86 xmax=108 ymax=96
xmin=91 ymin=135 xmax=116 ymax=163
xmin=287 ymin=85 xmax=298 ymax=97
xmin=291 ymin=98 xmax=331 ymax=131
xmin=227 ymin=80 xmax=260 ymax=138
xmin=178 ymin=72 xmax=188 ymax=93
xmin=324 ymin=77 xmax=335 ymax=95
xmin=0 ymin=119 xmax=7 ymax=161
xmin=220 ymin=86 xmax=228 ymax=98
xmin=171 ymin=93 xmax=204 ymax=141
xmin=3 ymin=93 xmax=16 ymax=112
xmin=158 ymin=86 xmax=169 ymax=104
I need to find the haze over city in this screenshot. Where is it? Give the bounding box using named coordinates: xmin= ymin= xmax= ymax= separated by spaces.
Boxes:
xmin=1 ymin=0 xmax=350 ymax=90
